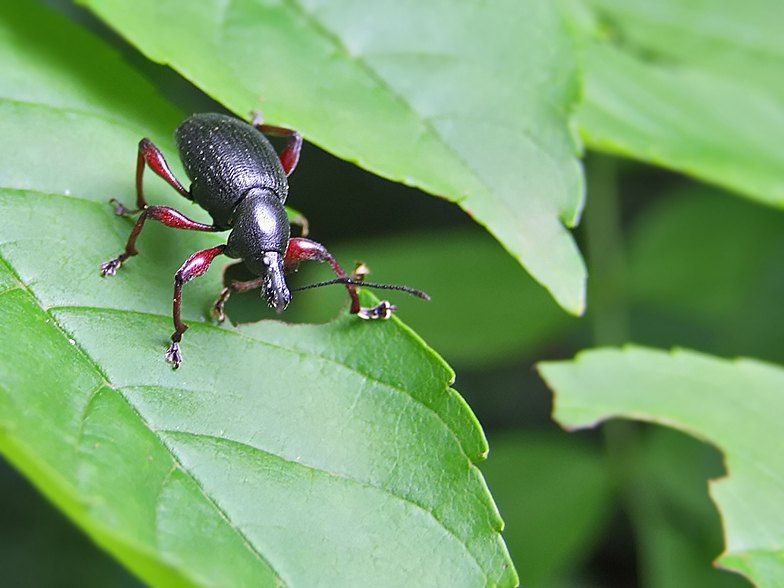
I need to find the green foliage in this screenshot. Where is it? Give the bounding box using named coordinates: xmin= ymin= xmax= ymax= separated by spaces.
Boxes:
xmin=631 ymin=428 xmax=750 ymax=588
xmin=540 ymin=347 xmax=784 ymax=586
xmin=479 ymin=432 xmax=614 ymax=587
xmin=626 ymin=187 xmax=784 ymax=363
xmin=574 ymin=0 xmax=784 ymax=206
xmin=1 ymin=0 xmax=783 ymax=587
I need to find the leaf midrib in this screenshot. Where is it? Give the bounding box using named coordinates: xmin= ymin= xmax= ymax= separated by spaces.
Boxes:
xmin=159 ymin=429 xmax=488 ymax=581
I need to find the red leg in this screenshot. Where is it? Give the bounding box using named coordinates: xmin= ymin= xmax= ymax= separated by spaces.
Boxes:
xmin=135 ymin=138 xmax=191 ymax=210
xmin=285 ymin=238 xmax=359 ymax=313
xmin=101 ymin=206 xmax=220 ymax=276
xmin=252 ymin=114 xmax=302 ymax=177
xmin=167 ymin=245 xmax=227 ymax=368
xmin=284 ymin=238 xmax=396 ymax=319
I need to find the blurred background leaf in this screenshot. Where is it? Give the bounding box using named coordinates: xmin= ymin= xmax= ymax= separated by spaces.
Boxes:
xmin=0 ymin=458 xmax=142 ymax=587
xmin=479 ymin=431 xmax=613 ymax=588
xmin=626 ymin=185 xmax=784 ymax=364
xmin=540 ymin=346 xmax=784 ymax=587
xmin=571 ymin=0 xmax=784 ymax=207
xmin=632 ymin=427 xmax=750 ymax=588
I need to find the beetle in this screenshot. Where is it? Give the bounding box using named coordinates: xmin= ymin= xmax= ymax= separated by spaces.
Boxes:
xmin=101 ymin=112 xmax=427 ymax=368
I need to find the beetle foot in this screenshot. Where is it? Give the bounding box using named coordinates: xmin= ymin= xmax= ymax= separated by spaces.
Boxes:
xmin=165 ymin=342 xmax=183 ymax=369
xmin=358 ymin=301 xmax=396 ymax=320
xmin=100 ymin=258 xmax=123 ymax=276
xmin=211 ymin=304 xmax=226 ymax=324
xmin=109 ymin=198 xmax=139 ymax=217
xmin=211 ymin=287 xmax=231 ymax=323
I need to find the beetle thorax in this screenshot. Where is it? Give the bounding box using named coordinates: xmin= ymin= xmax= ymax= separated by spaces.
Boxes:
xmin=225 ymin=188 xmax=290 ymax=276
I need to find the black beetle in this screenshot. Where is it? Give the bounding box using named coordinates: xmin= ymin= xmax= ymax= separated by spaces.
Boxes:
xmin=101 ymin=112 xmax=427 ymax=368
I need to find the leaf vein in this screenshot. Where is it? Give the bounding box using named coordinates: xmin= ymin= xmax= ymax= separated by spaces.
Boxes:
xmin=160 ymin=429 xmax=487 ymax=582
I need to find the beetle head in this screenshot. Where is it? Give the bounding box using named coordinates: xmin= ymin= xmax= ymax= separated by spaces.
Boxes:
xmin=261 ymin=251 xmax=291 ymax=313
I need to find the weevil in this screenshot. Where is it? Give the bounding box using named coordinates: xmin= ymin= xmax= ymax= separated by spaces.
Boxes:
xmin=101 ymin=113 xmax=427 ymax=368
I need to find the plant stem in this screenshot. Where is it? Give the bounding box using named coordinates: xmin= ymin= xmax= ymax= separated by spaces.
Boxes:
xmin=584 ymin=153 xmax=635 ymax=455
xmin=584 ymin=153 xmax=629 ymax=347
xmin=585 ymin=153 xmax=650 ymax=580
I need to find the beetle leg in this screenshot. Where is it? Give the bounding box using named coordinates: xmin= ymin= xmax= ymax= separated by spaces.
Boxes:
xmin=284 ymin=238 xmax=395 ymax=319
xmin=211 ymin=271 xmax=265 ymax=323
xmin=108 ymin=198 xmax=138 ymax=217
xmin=135 ymin=138 xmax=192 ymax=210
xmin=211 ymin=260 xmax=243 ymax=322
xmin=100 ymin=206 xmax=220 ymax=276
xmin=252 ymin=117 xmax=303 ymax=177
xmin=167 ymin=244 xmax=227 ymax=369
xmin=212 ymin=287 xmax=232 ymax=323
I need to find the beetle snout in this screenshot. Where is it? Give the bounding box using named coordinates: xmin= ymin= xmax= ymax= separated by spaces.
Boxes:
xmin=261 ymin=252 xmax=291 ymax=313
xmin=264 ymin=275 xmax=291 ymax=313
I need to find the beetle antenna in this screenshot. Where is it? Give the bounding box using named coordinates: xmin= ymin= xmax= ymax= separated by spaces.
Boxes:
xmin=294 ymin=278 xmax=430 ymax=301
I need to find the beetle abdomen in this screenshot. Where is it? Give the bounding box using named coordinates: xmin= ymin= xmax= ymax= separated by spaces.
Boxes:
xmin=175 ymin=113 xmax=289 ymax=229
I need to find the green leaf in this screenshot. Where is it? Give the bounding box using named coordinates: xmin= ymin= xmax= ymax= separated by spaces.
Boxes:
xmin=538 ymin=346 xmax=784 ymax=588
xmin=0 ymin=2 xmax=516 ymax=586
xmin=278 ymin=229 xmax=577 ymax=368
xmin=573 ymin=0 xmax=784 ymax=206
xmin=480 ymin=432 xmax=613 ymax=587
xmin=584 ymin=0 xmax=784 ymax=101
xmin=79 ymin=0 xmax=587 ymax=315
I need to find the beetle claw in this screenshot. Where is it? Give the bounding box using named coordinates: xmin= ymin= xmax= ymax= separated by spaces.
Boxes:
xmin=109 ymin=198 xmax=139 ymax=217
xmin=100 ymin=258 xmax=122 ymax=276
xmin=358 ymin=301 xmax=396 ymax=320
xmin=165 ymin=342 xmax=183 ymax=369
xmin=211 ymin=305 xmax=226 ymax=324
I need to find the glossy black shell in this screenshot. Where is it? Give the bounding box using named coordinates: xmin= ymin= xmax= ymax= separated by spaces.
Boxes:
xmin=225 ymin=189 xmax=290 ymax=266
xmin=175 ymin=113 xmax=289 ymax=229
